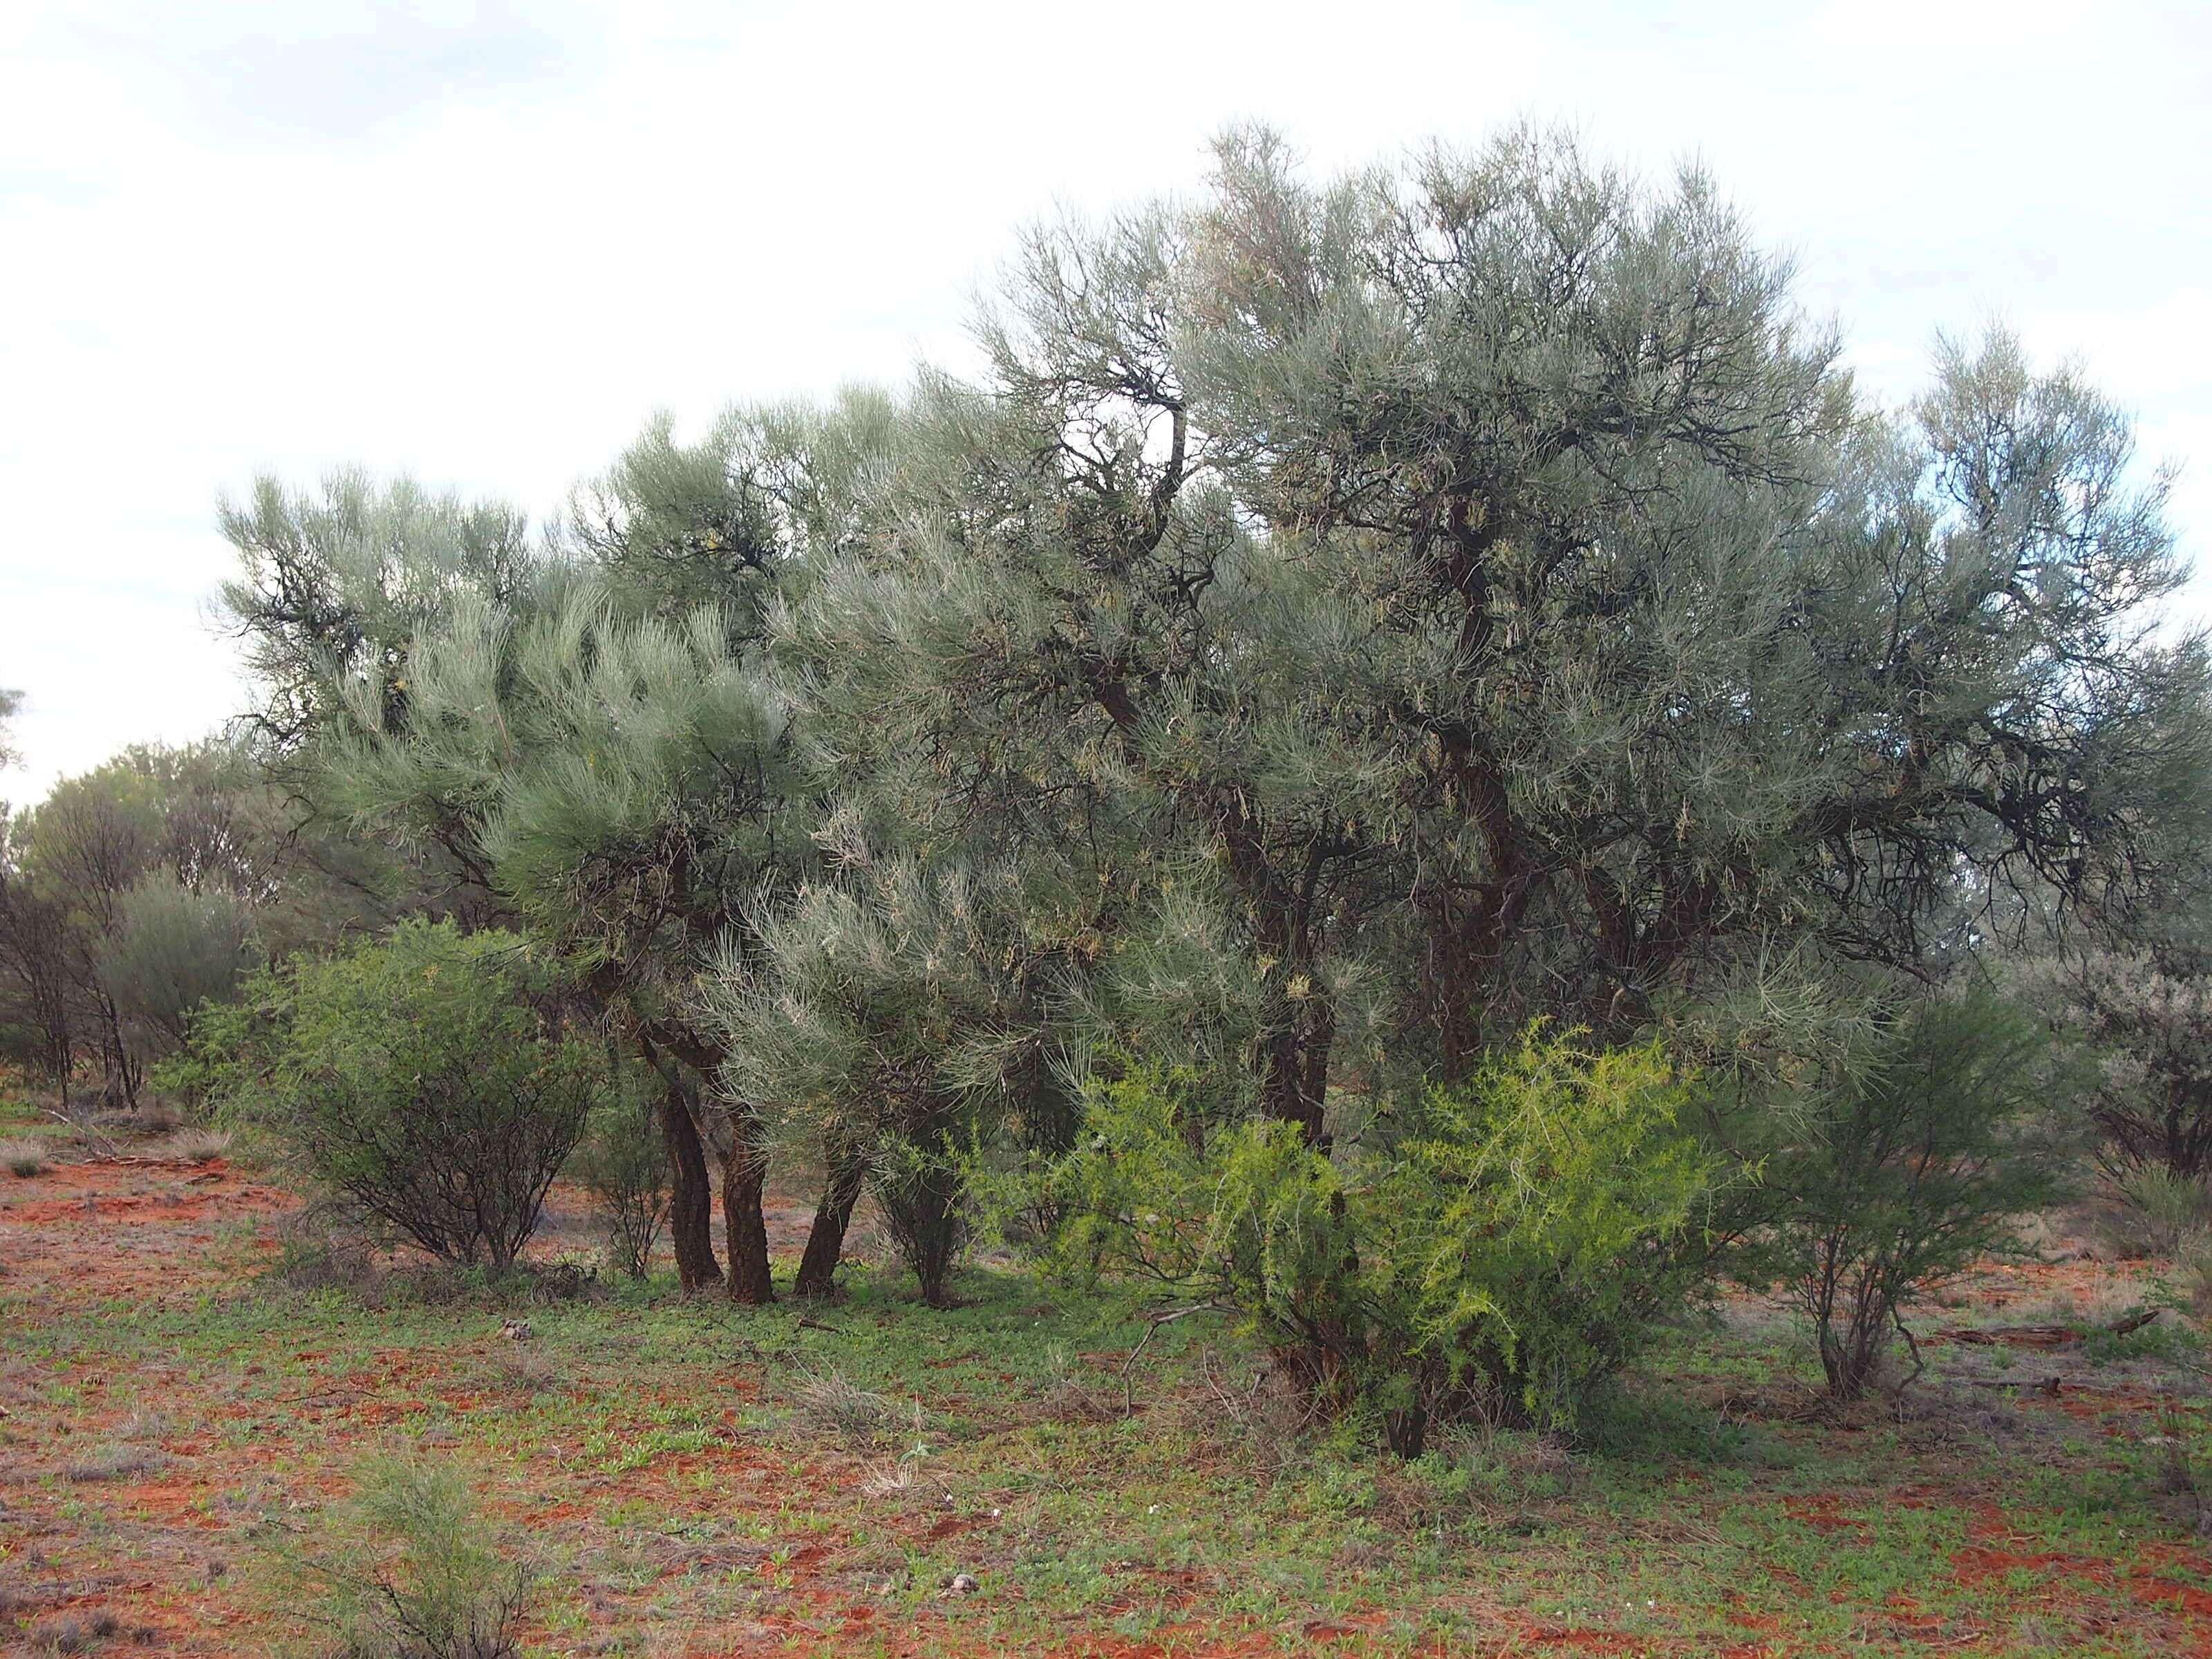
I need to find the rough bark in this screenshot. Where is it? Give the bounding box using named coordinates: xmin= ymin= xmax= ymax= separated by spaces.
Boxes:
xmin=721 ymin=1117 xmax=775 ymax=1305
xmin=793 ymin=1156 xmax=866 ymax=1299
xmin=653 ymin=1076 xmax=722 ymax=1293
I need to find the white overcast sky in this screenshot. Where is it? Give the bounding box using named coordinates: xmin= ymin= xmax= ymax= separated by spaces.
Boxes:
xmin=2 ymin=0 xmax=2209 ymax=803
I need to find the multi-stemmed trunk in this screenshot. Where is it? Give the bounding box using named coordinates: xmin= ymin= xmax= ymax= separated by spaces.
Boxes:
xmin=900 ymin=1199 xmax=963 ymax=1309
xmin=879 ymin=1125 xmax=966 ymax=1309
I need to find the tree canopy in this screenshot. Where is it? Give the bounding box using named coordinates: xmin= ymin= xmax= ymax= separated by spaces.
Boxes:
xmin=202 ymin=125 xmax=2212 ymax=1318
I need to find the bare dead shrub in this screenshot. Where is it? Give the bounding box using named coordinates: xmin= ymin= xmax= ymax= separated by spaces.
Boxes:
xmin=1036 ymin=1347 xmax=1120 ymax=1426
xmin=270 ymin=1232 xmax=381 ymax=1298
xmin=1176 ymin=1348 xmax=1320 ymax=1475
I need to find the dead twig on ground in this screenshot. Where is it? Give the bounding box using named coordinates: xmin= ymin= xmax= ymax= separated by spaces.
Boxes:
xmin=1120 ymin=1303 xmax=1227 ymax=1417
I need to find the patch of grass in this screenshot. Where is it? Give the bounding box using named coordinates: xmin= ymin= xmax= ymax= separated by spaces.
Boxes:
xmin=157 ymin=1127 xmax=232 ymax=1164
xmin=788 ymin=1370 xmax=916 ymax=1450
xmin=25 ymin=1609 xmax=156 ymax=1653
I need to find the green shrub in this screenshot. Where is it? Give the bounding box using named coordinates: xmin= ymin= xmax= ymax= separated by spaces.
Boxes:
xmin=2101 ymin=1163 xmax=2212 ymax=1259
xmin=150 ymin=973 xmax=289 ymax=1111
xmin=204 ymin=920 xmax=594 ymax=1273
xmin=1758 ymin=991 xmax=2071 ymax=1400
xmin=289 ymin=1456 xmax=526 ymax=1659
xmin=874 ymin=1129 xmax=969 ymax=1309
xmin=1042 ymin=1028 xmax=1723 ymax=1454
xmin=566 ymin=1066 xmax=667 ymax=1280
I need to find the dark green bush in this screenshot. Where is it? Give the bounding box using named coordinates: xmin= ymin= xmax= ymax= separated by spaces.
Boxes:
xmin=873 ymin=1128 xmax=969 ymax=1308
xmin=202 ymin=919 xmax=594 ymax=1273
xmin=1041 ymin=1028 xmax=1724 ymax=1454
xmin=1756 ymin=991 xmax=2072 ymax=1400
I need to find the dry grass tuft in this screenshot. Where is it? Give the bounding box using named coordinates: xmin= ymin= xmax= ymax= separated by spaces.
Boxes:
xmin=156 ymin=1127 xmax=232 ymax=1164
xmin=134 ymin=1098 xmax=181 ymax=1135
xmin=28 ymin=1610 xmax=135 ymax=1653
xmin=789 ymin=1371 xmax=911 ymax=1450
xmin=2094 ymin=1166 xmax=2212 ymax=1259
xmin=1 ymin=1136 xmax=49 ymax=1178
xmin=485 ymin=1344 xmax=567 ymax=1396
xmin=64 ymin=1443 xmax=168 ymax=1483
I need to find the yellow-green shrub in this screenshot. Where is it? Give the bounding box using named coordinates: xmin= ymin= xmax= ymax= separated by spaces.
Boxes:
xmin=1045 ymin=1027 xmax=1722 ymax=1454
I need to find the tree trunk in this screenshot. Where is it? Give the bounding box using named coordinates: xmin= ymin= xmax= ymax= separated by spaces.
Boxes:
xmin=1259 ymin=992 xmax=1335 ymax=1149
xmin=793 ymin=1156 xmax=866 ymax=1299
xmin=881 ymin=1152 xmax=965 ymax=1309
xmin=654 ymin=1078 xmax=722 ymax=1293
xmin=721 ymin=1116 xmax=775 ymax=1306
xmin=1382 ymin=1404 xmax=1429 ymax=1459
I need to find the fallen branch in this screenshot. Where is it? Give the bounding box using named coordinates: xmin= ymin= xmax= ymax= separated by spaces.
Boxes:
xmin=1938 ymin=1308 xmax=2162 ymax=1349
xmin=43 ymin=1105 xmax=121 ymax=1160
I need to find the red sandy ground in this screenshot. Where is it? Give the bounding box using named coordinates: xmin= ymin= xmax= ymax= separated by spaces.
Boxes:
xmin=6 ymin=1154 xmax=2212 ymax=1657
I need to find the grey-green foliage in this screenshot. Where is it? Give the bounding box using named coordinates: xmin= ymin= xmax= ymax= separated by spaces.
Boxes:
xmin=206 ymin=125 xmax=2210 ymax=1324
xmin=771 ymin=122 xmax=2209 ymax=1141
xmin=2027 ymin=935 xmax=2212 ymax=1179
xmin=95 ymin=872 xmax=260 ymax=1061
xmin=707 ymin=809 xmax=1076 ymax=1304
xmin=218 ymin=472 xmax=539 ymax=753
xmin=216 ymin=409 xmax=876 ymax=1300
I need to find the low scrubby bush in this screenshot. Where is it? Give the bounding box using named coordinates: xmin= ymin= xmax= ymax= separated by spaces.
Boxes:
xmin=565 ymin=1066 xmax=666 ymax=1280
xmin=1756 ymin=991 xmax=2071 ymax=1400
xmin=2100 ymin=1163 xmax=2212 ymax=1259
xmin=193 ymin=920 xmax=594 ymax=1273
xmin=289 ymin=1456 xmax=527 ymax=1659
xmin=1039 ymin=1028 xmax=1724 ymax=1455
